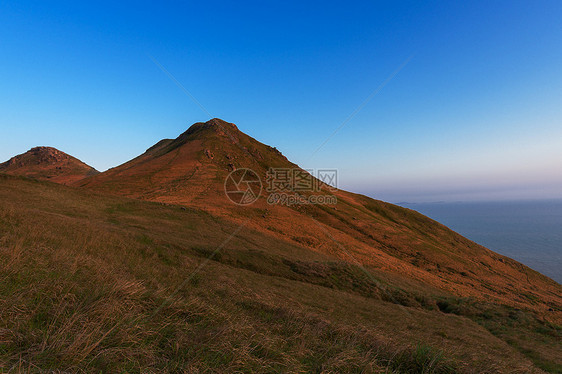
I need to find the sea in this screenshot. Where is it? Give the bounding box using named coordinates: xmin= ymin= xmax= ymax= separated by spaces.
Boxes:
xmin=399 ymin=200 xmax=562 ymax=285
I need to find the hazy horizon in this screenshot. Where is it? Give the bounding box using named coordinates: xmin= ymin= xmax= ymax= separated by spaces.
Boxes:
xmin=2 ymin=1 xmax=561 ymax=202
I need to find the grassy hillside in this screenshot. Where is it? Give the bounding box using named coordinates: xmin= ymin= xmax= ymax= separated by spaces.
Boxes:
xmin=76 ymin=119 xmax=562 ymax=321
xmin=1 ymin=174 xmax=560 ymax=372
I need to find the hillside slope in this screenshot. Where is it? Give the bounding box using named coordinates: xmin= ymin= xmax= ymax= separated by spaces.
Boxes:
xmin=0 ymin=174 xmax=557 ymax=372
xmin=0 ymin=146 xmax=98 ymax=185
xmin=72 ymin=118 xmax=562 ymax=370
xmin=77 ymin=119 xmax=562 ymax=313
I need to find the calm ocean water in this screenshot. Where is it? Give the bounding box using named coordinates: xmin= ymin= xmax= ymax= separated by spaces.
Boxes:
xmin=399 ymin=200 xmax=562 ymax=284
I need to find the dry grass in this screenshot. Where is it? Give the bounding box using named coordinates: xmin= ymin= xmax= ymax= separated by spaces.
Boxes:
xmin=0 ymin=175 xmax=558 ymax=372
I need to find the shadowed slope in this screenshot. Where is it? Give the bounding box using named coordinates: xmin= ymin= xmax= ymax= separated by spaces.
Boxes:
xmin=0 ymin=146 xmax=98 ymax=185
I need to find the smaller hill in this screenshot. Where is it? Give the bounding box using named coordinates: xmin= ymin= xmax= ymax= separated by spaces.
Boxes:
xmin=0 ymin=146 xmax=98 ymax=185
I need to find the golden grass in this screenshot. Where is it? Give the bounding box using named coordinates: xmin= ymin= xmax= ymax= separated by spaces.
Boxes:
xmin=0 ymin=175 xmax=558 ymax=372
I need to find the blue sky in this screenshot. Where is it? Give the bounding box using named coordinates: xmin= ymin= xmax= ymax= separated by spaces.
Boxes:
xmin=1 ymin=1 xmax=561 ymax=202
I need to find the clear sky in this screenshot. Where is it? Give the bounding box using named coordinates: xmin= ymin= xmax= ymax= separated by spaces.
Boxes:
xmin=1 ymin=1 xmax=561 ymax=202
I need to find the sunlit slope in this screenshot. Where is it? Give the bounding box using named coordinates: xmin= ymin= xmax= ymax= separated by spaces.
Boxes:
xmin=2 ymin=174 xmax=559 ymax=372
xmin=77 ymin=119 xmax=562 ymax=320
xmin=0 ymin=146 xmax=98 ymax=185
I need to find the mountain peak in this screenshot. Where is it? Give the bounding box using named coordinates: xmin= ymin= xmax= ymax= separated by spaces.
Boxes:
xmin=207 ymin=117 xmax=238 ymax=130
xmin=0 ymin=146 xmax=98 ymax=185
xmin=77 ymin=118 xmax=295 ymax=197
xmin=27 ymin=146 xmax=71 ymax=162
xmin=178 ymin=118 xmax=240 ymax=140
